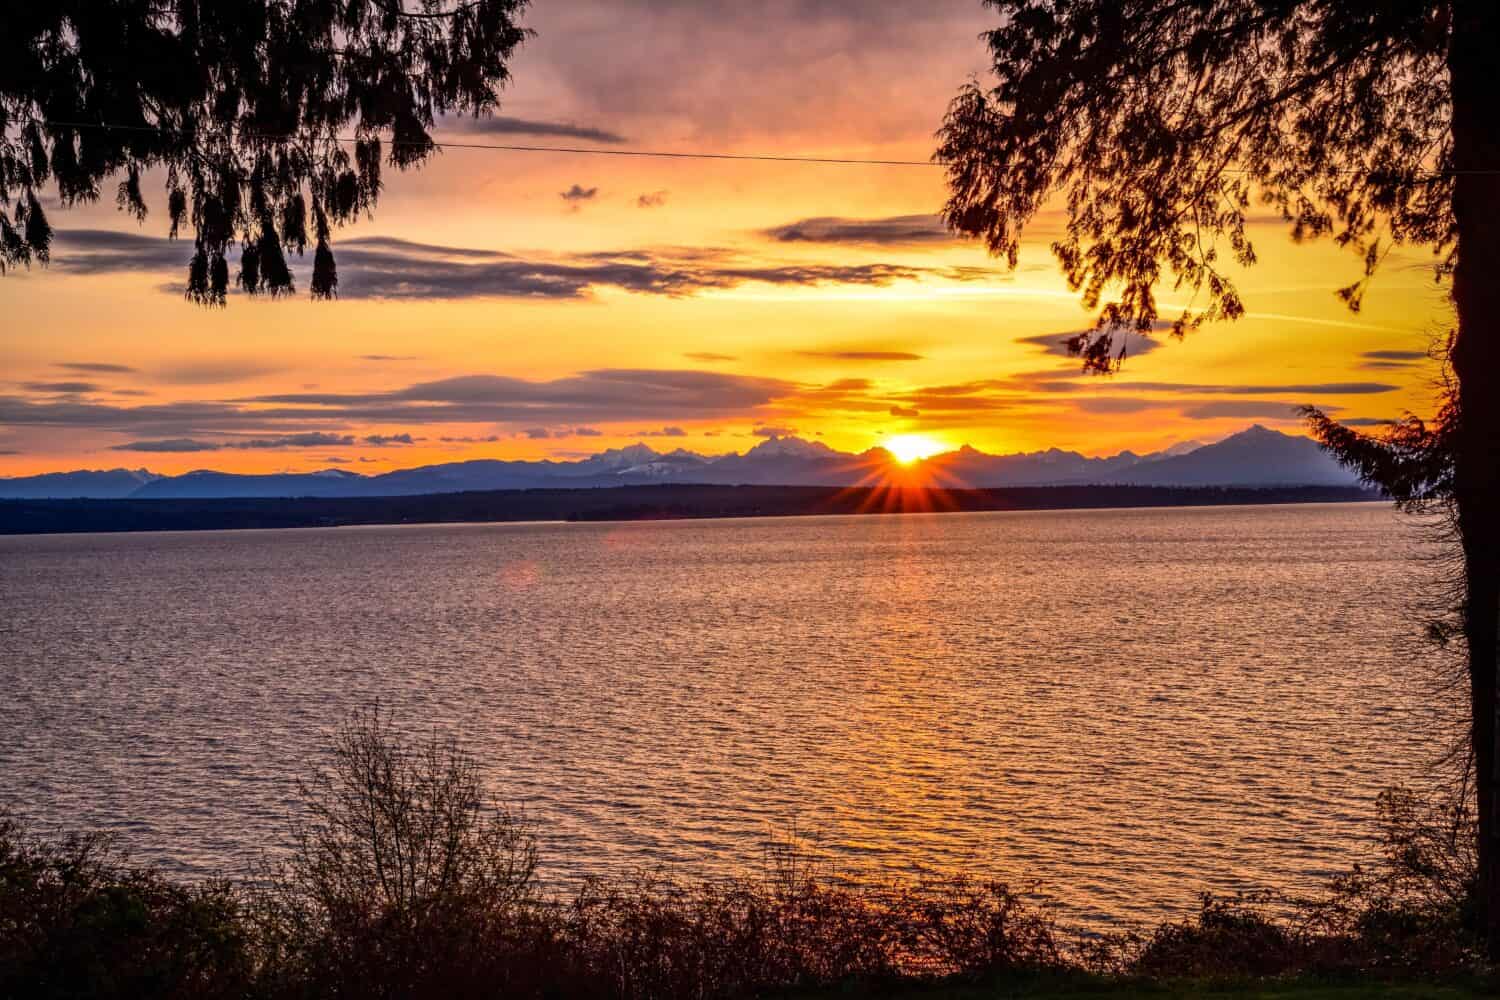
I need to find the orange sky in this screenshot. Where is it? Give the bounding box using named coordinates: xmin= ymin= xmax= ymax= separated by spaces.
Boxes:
xmin=0 ymin=1 xmax=1453 ymax=476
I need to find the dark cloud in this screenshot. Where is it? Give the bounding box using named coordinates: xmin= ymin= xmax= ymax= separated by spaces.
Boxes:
xmin=21 ymin=381 xmax=101 ymax=394
xmin=764 ymin=214 xmax=952 ymax=246
xmin=1339 ymin=417 xmax=1398 ymax=427
xmin=360 ymin=354 xmax=422 ymax=362
xmin=440 ymin=435 xmax=503 ymax=443
xmin=1179 ymin=401 xmax=1332 ymax=420
xmin=800 ymin=350 xmax=923 ymax=362
xmin=637 ymin=190 xmax=669 ymax=208
xmin=447 ymin=115 xmax=626 ymax=144
xmin=1113 ymin=380 xmax=1397 ymax=395
xmin=48 ymin=229 xmax=194 ymax=274
xmin=561 ymin=184 xmax=599 ymax=204
xmin=110 ymin=438 xmax=227 ymax=453
xmin=632 ymin=426 xmax=687 ymax=437
xmin=1358 ymin=349 xmax=1428 ymax=371
xmin=364 ymin=433 xmax=419 ymax=446
xmin=574 ymin=427 xmax=604 ymax=436
xmin=522 ymin=427 xmax=552 ymax=439
xmin=235 ymin=433 xmax=357 ymax=449
xmin=46 ymin=229 xmax=979 ymax=301
xmin=56 ymin=362 xmax=136 ymax=373
xmin=107 ymin=432 xmax=359 ymax=452
xmin=684 ymin=351 xmax=737 ymax=362
xmin=322 ymin=457 xmax=353 ymax=464
xmin=889 ymin=405 xmax=920 ymax=418
xmin=0 ymin=367 xmax=748 ymax=440
xmin=752 ymin=425 xmax=795 ymax=438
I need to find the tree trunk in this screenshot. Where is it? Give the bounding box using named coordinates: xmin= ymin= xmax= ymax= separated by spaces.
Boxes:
xmin=1448 ymin=0 xmax=1500 ymax=960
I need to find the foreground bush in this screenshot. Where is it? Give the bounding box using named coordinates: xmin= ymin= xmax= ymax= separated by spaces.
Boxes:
xmin=250 ymin=708 xmax=539 ymax=999
xmin=0 ymin=816 xmax=251 ymax=1000
xmin=0 ymin=715 xmax=1485 ymax=998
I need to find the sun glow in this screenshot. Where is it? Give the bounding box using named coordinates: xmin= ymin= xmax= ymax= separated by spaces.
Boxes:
xmin=882 ymin=434 xmax=948 ymax=465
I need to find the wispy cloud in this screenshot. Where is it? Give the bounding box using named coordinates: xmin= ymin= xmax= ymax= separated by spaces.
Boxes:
xmin=763 ymin=215 xmax=953 ymax=246
xmin=21 ymin=381 xmax=102 ymax=394
xmin=447 ymin=115 xmax=626 ymax=144
xmin=56 ymin=361 xmax=136 ymax=374
xmin=799 ymin=350 xmax=923 ymax=362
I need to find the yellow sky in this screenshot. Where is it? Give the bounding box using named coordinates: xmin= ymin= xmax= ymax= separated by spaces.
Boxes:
xmin=0 ymin=2 xmax=1452 ymax=476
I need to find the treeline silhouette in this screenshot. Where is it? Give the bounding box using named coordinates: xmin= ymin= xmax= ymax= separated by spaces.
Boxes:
xmin=0 ymin=483 xmax=1381 ymax=535
xmin=0 ymin=710 xmax=1481 ymax=999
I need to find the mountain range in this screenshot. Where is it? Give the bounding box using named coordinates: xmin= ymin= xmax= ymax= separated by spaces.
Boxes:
xmin=0 ymin=425 xmax=1362 ymax=500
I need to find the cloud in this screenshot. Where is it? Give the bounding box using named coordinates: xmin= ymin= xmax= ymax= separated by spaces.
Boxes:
xmin=1339 ymin=417 xmax=1397 ymax=427
xmin=47 ymin=229 xmax=193 ymax=274
xmin=522 ymin=427 xmax=552 ymax=439
xmin=360 ymin=354 xmax=422 ymax=362
xmin=889 ymin=405 xmax=920 ymax=417
xmin=685 ymin=351 xmax=736 ymax=362
xmin=561 ymin=184 xmax=599 ymax=204
xmin=56 ymin=362 xmax=136 ymax=373
xmin=764 ymin=214 xmax=953 ymax=246
xmin=632 ymin=426 xmax=687 ymax=437
xmin=45 ymin=229 xmax=980 ymax=301
xmin=0 ymin=367 xmax=802 ymax=447
xmin=234 ymin=432 xmax=357 ymax=449
xmin=21 ymin=381 xmax=102 ymax=394
xmin=1358 ymin=349 xmax=1428 ymax=370
xmin=244 ymin=369 xmax=798 ymax=426
xmin=1112 ymin=381 xmax=1397 ymax=395
xmin=440 ymin=435 xmax=503 ymax=443
xmin=156 ymin=360 xmax=286 ymax=385
xmin=752 ymin=424 xmax=795 ymax=438
xmin=364 ymin=433 xmax=419 ymax=445
xmin=1179 ymin=401 xmax=1330 ymax=420
xmin=110 ymin=438 xmax=226 ymax=453
xmin=447 ymin=115 xmax=626 ymax=144
xmin=637 ymin=190 xmax=669 ymax=208
xmin=799 ymin=350 xmax=923 ymax=362
xmin=108 ymin=432 xmax=356 ymax=452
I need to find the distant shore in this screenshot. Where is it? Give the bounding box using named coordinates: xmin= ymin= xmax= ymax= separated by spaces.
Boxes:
xmin=0 ymin=482 xmax=1384 ymax=535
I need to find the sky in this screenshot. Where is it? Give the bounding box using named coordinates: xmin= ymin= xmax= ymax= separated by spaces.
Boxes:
xmin=0 ymin=1 xmax=1454 ymax=476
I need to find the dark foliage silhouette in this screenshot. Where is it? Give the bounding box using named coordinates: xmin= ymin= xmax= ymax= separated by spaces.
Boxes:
xmin=250 ymin=707 xmax=538 ymax=998
xmin=0 ymin=1 xmax=528 ymax=303
xmin=936 ymin=0 xmax=1500 ymax=956
xmin=0 ymin=814 xmax=252 ymax=1000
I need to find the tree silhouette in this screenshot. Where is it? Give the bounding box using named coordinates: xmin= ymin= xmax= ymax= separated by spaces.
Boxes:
xmin=936 ymin=0 xmax=1500 ymax=954
xmin=0 ymin=0 xmax=529 ymax=303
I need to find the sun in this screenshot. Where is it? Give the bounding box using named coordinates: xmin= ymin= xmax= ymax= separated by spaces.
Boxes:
xmin=882 ymin=433 xmax=948 ymax=466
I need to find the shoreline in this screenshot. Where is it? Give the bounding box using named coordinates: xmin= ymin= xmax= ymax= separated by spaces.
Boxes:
xmin=0 ymin=482 xmax=1384 ymax=536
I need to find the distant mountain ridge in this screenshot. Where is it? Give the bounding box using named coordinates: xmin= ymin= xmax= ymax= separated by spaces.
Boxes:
xmin=0 ymin=425 xmax=1362 ymax=499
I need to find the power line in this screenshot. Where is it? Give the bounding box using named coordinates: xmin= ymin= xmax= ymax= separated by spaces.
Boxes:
xmin=15 ymin=117 xmax=1496 ymax=176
